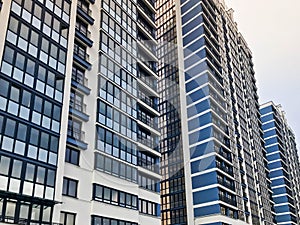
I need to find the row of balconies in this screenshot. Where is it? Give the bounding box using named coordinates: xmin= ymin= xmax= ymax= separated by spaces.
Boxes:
xmin=67 ymin=0 xmax=94 ymax=150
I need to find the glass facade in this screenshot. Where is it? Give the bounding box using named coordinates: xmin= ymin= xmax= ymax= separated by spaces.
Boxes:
xmin=0 ymin=0 xmax=70 ymax=223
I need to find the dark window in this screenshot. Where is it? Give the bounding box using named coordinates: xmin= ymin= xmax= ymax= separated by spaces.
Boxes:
xmin=92 ymin=216 xmax=138 ymax=225
xmin=60 ymin=212 xmax=76 ymax=225
xmin=62 ymin=177 xmax=78 ymax=198
xmin=65 ymin=147 xmax=80 ymax=165
xmin=93 ymin=184 xmax=138 ymax=210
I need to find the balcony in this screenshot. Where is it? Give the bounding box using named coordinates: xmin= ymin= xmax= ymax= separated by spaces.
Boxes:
xmin=219 ymin=194 xmax=237 ymax=207
xmin=216 ymin=162 xmax=234 ymax=176
xmin=77 ymin=1 xmax=94 ymax=25
xmin=67 ymin=127 xmax=87 ymax=150
xmin=218 ymin=177 xmax=235 ymax=191
xmin=138 ymin=91 xmax=158 ymax=111
xmin=137 ymin=69 xmax=157 ymax=92
xmin=72 ymin=67 xmax=91 ymax=95
xmin=137 ymin=112 xmax=158 ymax=130
xmin=138 ymin=54 xmax=156 ymax=74
xmin=138 ymin=157 xmax=160 ymax=174
xmin=217 ymin=148 xmax=232 ymax=163
xmin=75 ymin=22 xmax=93 ymax=47
xmin=137 ymin=135 xmax=159 ymax=152
xmin=69 ymin=99 xmax=89 ymax=122
xmin=73 ymin=43 xmax=91 ymax=70
xmin=137 ymin=17 xmax=155 ymax=39
xmin=137 ymin=36 xmax=156 ymax=57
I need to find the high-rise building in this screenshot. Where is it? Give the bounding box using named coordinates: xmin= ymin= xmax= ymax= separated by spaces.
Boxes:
xmin=157 ymin=0 xmax=274 ymax=224
xmin=0 ymin=0 xmax=161 ymax=224
xmin=260 ymin=102 xmax=300 ymax=225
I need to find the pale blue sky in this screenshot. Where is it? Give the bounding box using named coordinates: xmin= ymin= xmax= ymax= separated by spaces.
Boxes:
xmin=226 ymin=0 xmax=300 ymax=148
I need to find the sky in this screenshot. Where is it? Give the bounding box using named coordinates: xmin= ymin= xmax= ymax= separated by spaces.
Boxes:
xmin=225 ymin=0 xmax=300 ymax=148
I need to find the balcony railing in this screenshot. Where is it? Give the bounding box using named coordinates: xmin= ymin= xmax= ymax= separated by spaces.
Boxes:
xmin=138 ymin=36 xmax=156 ymax=56
xmin=137 ymin=1 xmax=155 ymax=20
xmin=138 ymin=161 xmax=160 ymax=174
xmin=216 ymin=162 xmax=234 ymax=176
xmin=70 ymin=99 xmax=87 ymax=114
xmin=75 ymin=23 xmax=91 ymax=39
xmin=77 ymin=2 xmax=92 ymax=16
xmin=137 ymin=113 xmax=158 ymax=130
xmin=217 ymin=177 xmax=235 ymax=191
xmin=72 ymin=73 xmax=88 ymax=87
xmin=138 ymin=17 xmax=155 ymax=38
xmin=138 ymin=91 xmax=158 ymax=110
xmin=219 ymin=194 xmax=237 ymax=207
xmin=68 ymin=127 xmax=85 ymax=142
xmin=138 ymin=70 xmax=157 ymax=91
xmin=74 ymin=45 xmax=89 ymax=62
xmin=137 ymin=136 xmax=159 ymax=152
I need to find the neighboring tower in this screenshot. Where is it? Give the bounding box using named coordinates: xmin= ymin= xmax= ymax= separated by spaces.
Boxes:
xmin=158 ymin=0 xmax=274 ymax=224
xmin=260 ymin=102 xmax=300 ymax=225
xmin=0 ymin=0 xmax=161 ymax=225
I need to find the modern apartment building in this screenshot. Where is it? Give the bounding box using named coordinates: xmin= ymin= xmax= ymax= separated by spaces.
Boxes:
xmin=157 ymin=0 xmax=275 ymax=224
xmin=0 ymin=0 xmax=161 ymax=224
xmin=260 ymin=102 xmax=300 ymax=225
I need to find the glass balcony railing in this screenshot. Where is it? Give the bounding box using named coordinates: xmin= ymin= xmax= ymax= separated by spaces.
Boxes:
xmin=137 ymin=113 xmax=158 ymax=130
xmin=137 ymin=70 xmax=157 ymax=91
xmin=77 ymin=2 xmax=92 ymax=16
xmin=70 ymin=99 xmax=87 ymax=114
xmin=76 ymin=23 xmax=91 ymax=39
xmin=68 ymin=127 xmax=85 ymax=142
xmin=216 ymin=162 xmax=234 ymax=176
xmin=217 ymin=177 xmax=235 ymax=191
xmin=74 ymin=45 xmax=89 ymax=62
xmin=138 ymin=91 xmax=158 ymax=110
xmin=137 ymin=135 xmax=159 ymax=152
xmin=219 ymin=194 xmax=237 ymax=206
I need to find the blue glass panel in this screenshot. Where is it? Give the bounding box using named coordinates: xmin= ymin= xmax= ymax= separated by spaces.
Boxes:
xmin=266 ymin=153 xmax=281 ymax=161
xmin=260 ymin=105 xmax=273 ymax=115
xmin=186 ymin=86 xmax=209 ymax=105
xmin=184 ymin=37 xmax=205 ymax=58
xmin=182 ymin=15 xmax=203 ymax=36
xmin=192 ymin=171 xmax=217 ymax=189
xmin=188 ymin=112 xmax=211 ymax=131
xmin=187 ymin=99 xmax=210 ymax=118
xmin=184 ymin=49 xmax=206 ymax=68
xmin=185 ymin=73 xmax=208 ymax=92
xmin=268 ymin=161 xmax=282 ymax=170
xmin=193 ymin=188 xmax=218 ymax=205
xmin=275 ymin=214 xmax=292 ymax=223
xmin=194 ymin=204 xmax=220 ymax=217
xmin=189 ymin=126 xmax=213 ymax=145
xmin=272 ymin=187 xmax=287 ymax=195
xmin=181 ymin=0 xmax=202 ymax=15
xmin=182 ymin=7 xmax=203 ymax=25
xmin=270 ymin=169 xmax=284 ymax=178
xmin=183 ymin=26 xmax=204 ymax=46
xmin=261 ymin=113 xmax=274 ymax=123
xmin=262 ymin=121 xmax=275 ymax=130
xmin=190 ymin=141 xmax=214 ymax=159
xmin=265 ymin=137 xmax=278 ymax=146
xmin=273 ymin=195 xmax=289 ymax=205
xmin=266 ymin=144 xmax=279 ymax=153
xmin=263 ymin=128 xmax=277 ymax=139
xmin=185 ymin=61 xmax=208 ymax=80
xmin=190 ymin=155 xmax=215 ymax=173
xmin=274 ymin=205 xmax=291 ymax=214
